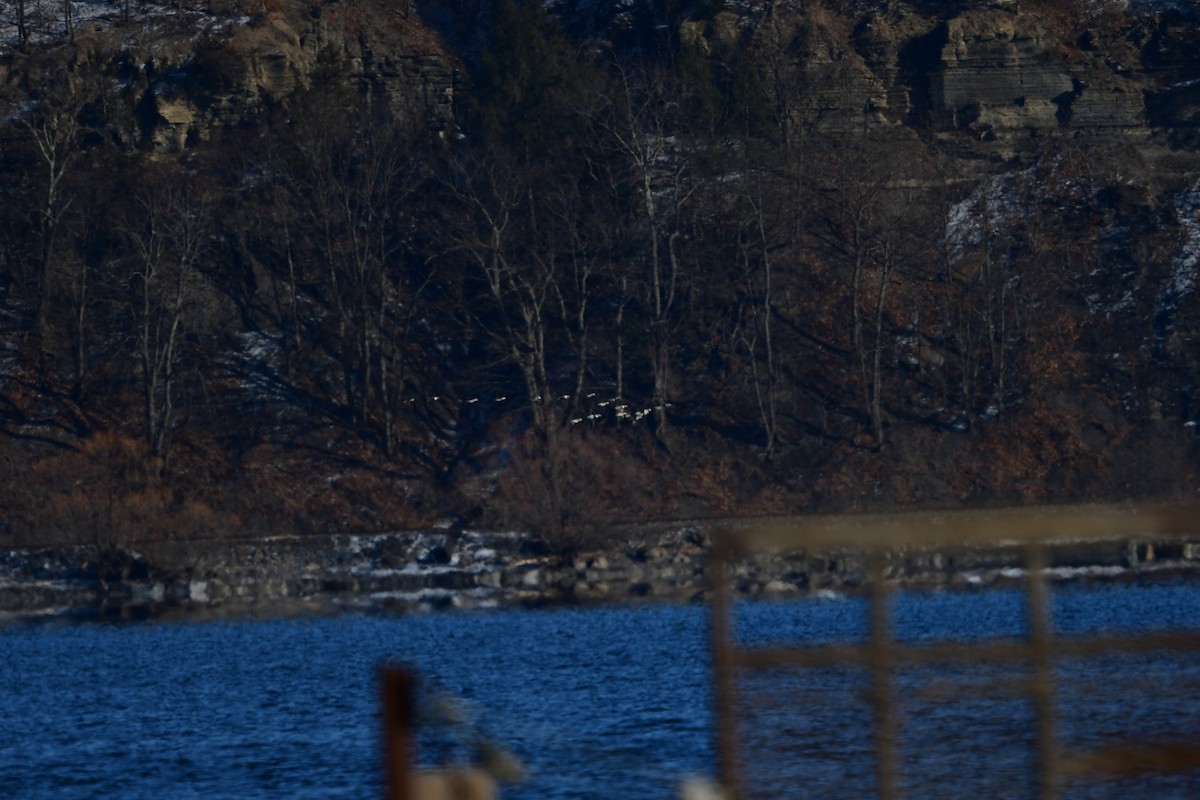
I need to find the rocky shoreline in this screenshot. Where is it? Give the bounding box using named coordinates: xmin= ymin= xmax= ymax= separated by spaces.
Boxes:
xmin=4 ymin=525 xmax=1200 ymax=623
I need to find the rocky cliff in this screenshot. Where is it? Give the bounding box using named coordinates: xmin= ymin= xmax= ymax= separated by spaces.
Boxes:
xmin=2 ymin=0 xmax=459 ymax=152
xmin=802 ymin=3 xmax=1199 ymax=170
xmin=7 ymin=2 xmax=1198 ymax=166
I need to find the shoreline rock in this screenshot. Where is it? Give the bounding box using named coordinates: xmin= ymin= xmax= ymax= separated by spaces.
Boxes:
xmin=3 ymin=527 xmax=1200 ymax=623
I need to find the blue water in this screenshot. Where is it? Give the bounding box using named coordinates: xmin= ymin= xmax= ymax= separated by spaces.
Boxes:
xmin=3 ymin=579 xmax=1200 ymax=799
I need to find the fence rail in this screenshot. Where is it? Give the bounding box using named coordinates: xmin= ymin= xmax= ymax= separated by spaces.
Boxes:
xmin=706 ymin=502 xmax=1200 ymax=800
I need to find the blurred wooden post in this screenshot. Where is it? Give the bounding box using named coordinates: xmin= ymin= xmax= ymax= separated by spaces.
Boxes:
xmin=381 ymin=665 xmax=415 ymax=800
xmin=867 ymin=550 xmax=899 ymax=800
xmin=1025 ymin=543 xmax=1059 ymax=800
xmin=702 ymin=504 xmax=1200 ymax=798
xmin=710 ymin=531 xmax=740 ymax=798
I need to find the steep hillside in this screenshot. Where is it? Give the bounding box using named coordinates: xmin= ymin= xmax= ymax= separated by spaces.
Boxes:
xmin=2 ymin=0 xmax=1200 ymax=551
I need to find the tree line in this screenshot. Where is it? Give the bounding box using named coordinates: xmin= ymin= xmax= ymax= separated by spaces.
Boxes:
xmin=2 ymin=0 xmax=1197 ymax=548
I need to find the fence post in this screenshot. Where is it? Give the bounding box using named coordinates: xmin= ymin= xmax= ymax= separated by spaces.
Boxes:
xmin=867 ymin=549 xmax=900 ymax=800
xmin=710 ymin=530 xmax=740 ymax=798
xmin=381 ymin=665 xmax=415 ymax=800
xmin=1026 ymin=543 xmax=1059 ymax=800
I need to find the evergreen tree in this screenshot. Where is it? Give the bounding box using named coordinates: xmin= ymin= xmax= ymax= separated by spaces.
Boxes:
xmin=466 ymin=0 xmax=588 ymax=162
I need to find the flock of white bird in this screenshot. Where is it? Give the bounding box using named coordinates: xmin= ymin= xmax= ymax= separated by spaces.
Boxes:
xmin=409 ymin=392 xmax=664 ymax=426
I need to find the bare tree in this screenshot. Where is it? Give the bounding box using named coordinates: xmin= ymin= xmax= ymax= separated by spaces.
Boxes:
xmin=593 ymin=64 xmax=698 ymax=443
xmin=752 ymin=6 xmax=814 ymax=241
xmin=13 ymin=0 xmax=30 ymax=48
xmin=232 ymin=90 xmax=456 ymax=468
xmin=301 ymin=129 xmax=407 ymax=431
xmin=22 ymin=87 xmax=83 ymax=343
xmin=819 ymin=138 xmax=886 ymax=441
xmin=119 ymin=174 xmax=210 ymax=470
xmin=868 ymin=235 xmax=901 ymax=447
xmin=812 ymin=134 xmax=923 ymax=448
xmin=442 ymin=149 xmax=601 ymax=435
xmin=731 ymin=173 xmax=785 ymax=458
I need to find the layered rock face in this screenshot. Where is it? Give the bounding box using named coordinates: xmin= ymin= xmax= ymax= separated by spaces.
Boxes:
xmin=758 ymin=3 xmax=1198 ymax=170
xmin=935 ymin=12 xmax=1076 ymax=131
xmin=5 ymin=0 xmax=458 ymax=154
xmin=7 ymin=2 xmax=1198 ymax=165
xmin=925 ymin=9 xmax=1148 ymax=153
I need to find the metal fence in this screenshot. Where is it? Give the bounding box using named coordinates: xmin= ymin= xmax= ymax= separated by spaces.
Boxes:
xmin=707 ymin=503 xmax=1200 ymax=800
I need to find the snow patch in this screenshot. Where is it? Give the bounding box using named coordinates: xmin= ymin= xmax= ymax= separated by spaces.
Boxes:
xmin=1156 ymin=178 xmax=1200 ymax=334
xmin=1167 ymin=179 xmax=1200 ymax=299
xmin=944 ymin=168 xmax=1037 ymax=266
